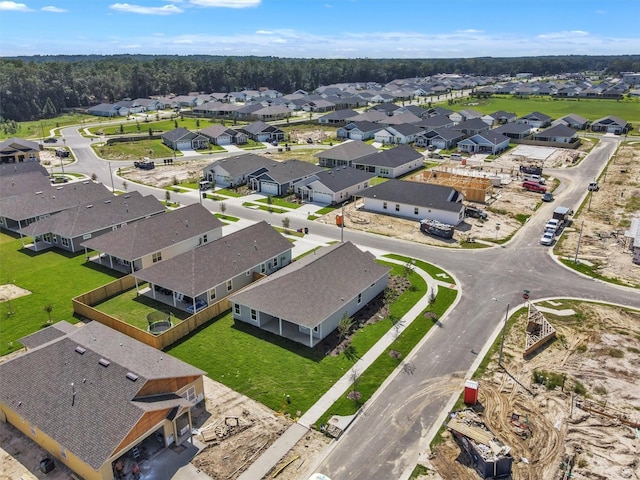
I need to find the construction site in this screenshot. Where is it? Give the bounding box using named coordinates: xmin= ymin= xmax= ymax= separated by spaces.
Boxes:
xmin=427 ymin=300 xmax=640 ymax=480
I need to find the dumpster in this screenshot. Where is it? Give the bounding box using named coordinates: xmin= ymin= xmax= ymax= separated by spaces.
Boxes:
xmin=304 ymin=227 xmax=309 ymax=234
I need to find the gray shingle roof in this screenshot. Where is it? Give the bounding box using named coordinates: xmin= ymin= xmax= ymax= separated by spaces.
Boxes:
xmin=314 ymin=140 xmax=378 ymax=161
xmin=0 ymin=137 xmax=40 ymax=153
xmin=359 ymin=179 xmax=463 ymax=212
xmin=535 ymin=124 xmax=577 ymax=138
xmin=229 ymin=241 xmax=390 ymax=328
xmin=162 ymin=127 xmax=198 ymax=142
xmin=318 ymin=109 xmax=358 ymax=121
xmin=0 ymin=162 xmax=52 ymax=199
xmin=133 ymin=221 xmax=292 ymax=297
xmin=81 ymin=203 xmax=223 ymax=261
xmin=206 ymin=153 xmax=275 ymax=177
xmin=0 ymin=321 xmax=203 ymax=471
xmin=0 ymin=181 xmax=113 ymax=222
xmin=308 ymin=167 xmax=376 ymax=191
xmin=19 ymin=191 xmax=165 ymax=238
xmin=254 ymin=159 xmax=324 ymax=184
xmin=355 ymin=145 xmax=422 ymax=168
xmin=343 ymin=121 xmax=382 ymax=133
xmin=492 ymin=123 xmax=532 ymax=135
xmin=240 ymin=121 xmax=283 ymax=135
xmin=415 ymin=115 xmax=454 ymax=129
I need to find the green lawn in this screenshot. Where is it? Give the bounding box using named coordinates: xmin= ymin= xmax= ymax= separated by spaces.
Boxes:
xmin=167 ymin=262 xmax=433 ymax=416
xmin=256 ymin=197 xmax=301 ymax=209
xmin=242 ymin=202 xmax=287 ymax=214
xmin=446 ymin=95 xmax=640 ymax=126
xmin=92 ymin=139 xmax=178 ymax=161
xmin=0 ymin=232 xmax=122 ymax=355
xmin=94 ymin=285 xmax=191 ymax=330
xmin=89 ymin=117 xmax=222 ymax=136
xmin=0 ymin=114 xmax=96 ymax=141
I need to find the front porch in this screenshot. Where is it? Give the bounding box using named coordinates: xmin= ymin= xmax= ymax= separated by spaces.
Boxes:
xmin=258 ymin=317 xmax=322 ymax=348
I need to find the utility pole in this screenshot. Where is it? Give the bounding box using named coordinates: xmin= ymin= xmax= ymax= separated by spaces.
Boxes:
xmin=340 ymin=201 xmax=345 ymax=243
xmin=109 ymin=162 xmax=115 ymax=193
xmin=574 ymin=220 xmax=584 ymax=263
xmin=61 ymin=137 xmax=66 ymax=175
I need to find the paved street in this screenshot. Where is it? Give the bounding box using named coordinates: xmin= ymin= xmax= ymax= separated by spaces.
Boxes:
xmin=60 ymin=126 xmax=639 ymax=480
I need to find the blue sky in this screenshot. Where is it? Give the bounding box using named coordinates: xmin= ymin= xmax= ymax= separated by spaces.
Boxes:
xmin=0 ymin=0 xmax=638 ymax=58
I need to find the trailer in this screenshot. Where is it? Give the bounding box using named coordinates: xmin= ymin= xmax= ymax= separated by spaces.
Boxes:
xmin=420 ymin=219 xmax=455 ymax=239
xmin=552 ymin=207 xmax=573 ymax=226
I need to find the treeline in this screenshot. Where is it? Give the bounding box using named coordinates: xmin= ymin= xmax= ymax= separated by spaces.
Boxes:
xmin=1 ymin=54 xmax=639 ymax=122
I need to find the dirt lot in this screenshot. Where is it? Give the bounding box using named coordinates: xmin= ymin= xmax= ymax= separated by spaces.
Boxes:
xmin=427 ymin=301 xmax=640 ymax=480
xmin=555 ymin=141 xmax=640 ymax=288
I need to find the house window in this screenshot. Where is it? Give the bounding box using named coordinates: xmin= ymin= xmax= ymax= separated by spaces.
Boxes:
xmin=210 ymin=289 xmax=216 ymax=301
xmin=43 ymin=233 xmax=52 ymax=243
xmin=234 ymin=304 xmax=240 ymax=315
xmin=246 ymin=270 xmax=251 ymax=276
xmin=383 ymin=202 xmax=388 ymax=210
xmin=203 ymin=234 xmax=208 ymax=244
xmin=273 ymin=256 xmax=278 ymax=267
xmin=357 ymin=293 xmax=362 ymax=304
xmin=182 ymin=386 xmax=196 ymax=403
xmin=60 ymin=447 xmax=67 ymax=459
xmin=261 ymin=263 xmax=266 ymax=274
xmin=414 ymin=207 xmax=419 ymax=215
xmin=380 ymin=168 xmax=390 ymax=175
xmin=61 ymin=237 xmax=70 ymax=248
xmin=152 ymin=251 xmax=162 ymax=263
xmin=112 ymin=226 xmax=118 ymax=231
xmin=251 ymin=309 xmax=257 ymax=321
xmin=395 ymin=204 xmax=400 ymax=212
xmin=226 ymin=280 xmax=233 ymax=291
xmin=52 ymin=235 xmax=57 ymax=243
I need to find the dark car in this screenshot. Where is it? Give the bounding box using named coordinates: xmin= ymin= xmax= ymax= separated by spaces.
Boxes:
xmin=43 ymin=137 xmax=57 ymax=143
xmin=542 ymin=192 xmax=554 ymax=202
xmin=465 ymin=206 xmax=488 ymax=220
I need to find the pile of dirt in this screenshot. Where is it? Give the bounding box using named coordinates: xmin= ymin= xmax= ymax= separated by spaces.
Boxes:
xmin=429 ymin=302 xmax=640 ymax=480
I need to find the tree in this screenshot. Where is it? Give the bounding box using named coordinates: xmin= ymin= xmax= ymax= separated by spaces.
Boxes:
xmin=219 ymin=201 xmax=226 ymax=215
xmin=43 ymin=304 xmax=53 ymax=324
xmin=402 ymin=260 xmax=414 ymax=278
xmin=165 ymin=190 xmax=171 ymax=204
xmin=122 ymin=180 xmax=128 ymax=192
xmin=282 ymin=217 xmax=290 ymax=233
xmin=91 ymin=173 xmax=97 ymax=181
xmin=267 ymin=195 xmax=273 ymax=212
xmin=338 ymin=312 xmax=354 ymax=343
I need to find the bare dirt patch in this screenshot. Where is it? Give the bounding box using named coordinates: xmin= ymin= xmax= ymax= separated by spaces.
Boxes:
xmin=429 ymin=302 xmax=640 ymax=480
xmin=555 ymin=141 xmax=640 ymax=287
xmin=0 ymin=284 xmax=32 ymax=302
xmin=121 ymin=159 xmax=212 ymax=188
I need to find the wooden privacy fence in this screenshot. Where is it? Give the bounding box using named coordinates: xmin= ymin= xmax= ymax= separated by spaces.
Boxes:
xmin=73 ymin=275 xmax=231 ymax=350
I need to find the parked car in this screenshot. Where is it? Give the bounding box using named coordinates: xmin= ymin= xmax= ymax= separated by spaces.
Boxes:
xmin=523 ymin=181 xmax=547 ymax=193
xmin=450 ymin=153 xmax=463 ymax=160
xmin=523 ymin=174 xmax=545 ymax=185
xmin=542 ymin=192 xmax=554 ymax=202
xmin=540 ymin=231 xmax=555 ymax=246
xmin=588 ymin=182 xmax=599 ymax=191
xmin=271 ymin=140 xmax=278 ymax=146
xmin=465 ymin=206 xmax=488 ymax=220
xmin=428 ymin=152 xmax=443 ymax=159
xmin=43 ymin=137 xmax=57 ymax=143
xmin=427 ymin=144 xmax=437 ymax=151
xmin=544 ymin=219 xmax=561 ymax=234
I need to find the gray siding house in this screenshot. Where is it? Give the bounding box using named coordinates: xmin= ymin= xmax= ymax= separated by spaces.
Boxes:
xmin=229 ymin=241 xmax=390 ymax=347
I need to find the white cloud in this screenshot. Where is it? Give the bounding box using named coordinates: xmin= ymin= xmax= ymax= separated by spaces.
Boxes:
xmin=537 ymin=30 xmax=589 ymax=40
xmin=109 ymin=3 xmax=183 ymax=15
xmin=41 ymin=5 xmax=66 ymax=12
xmin=255 ymin=30 xmax=273 ymax=35
xmin=188 ymin=0 xmax=260 ymax=7
xmin=0 ymin=1 xmax=32 ymax=11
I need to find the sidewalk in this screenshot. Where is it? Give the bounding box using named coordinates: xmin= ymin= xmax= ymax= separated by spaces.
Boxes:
xmin=238 ymin=260 xmax=452 ymax=480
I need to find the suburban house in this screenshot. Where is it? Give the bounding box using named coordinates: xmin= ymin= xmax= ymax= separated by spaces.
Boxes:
xmin=491 ymin=122 xmax=532 ymax=140
xmin=302 ymin=99 xmax=336 ymax=113
xmin=533 ymin=124 xmax=579 ymax=144
xmin=87 ymin=103 xmax=124 ymax=117
xmin=317 ymin=109 xmax=359 ymax=125
xmin=198 ymin=125 xmax=248 ymax=145
xmin=0 ymin=161 xmax=51 ymax=199
xmin=415 ymin=114 xmax=455 ymax=131
xmin=239 ymin=121 xmax=285 ymax=143
xmin=353 ymin=144 xmax=424 ymax=178
xmin=481 ymin=110 xmax=517 ymax=126
xmin=382 ymin=112 xmax=422 ymax=126
xmin=0 ymin=181 xmax=113 ymax=233
xmin=369 ymin=102 xmax=401 ymax=116
xmin=373 ymin=124 xmax=424 ymax=145
xmin=345 ymin=110 xmax=389 ymax=124
xmin=517 ymin=112 xmax=552 ymax=128
xmin=203 ymin=153 xmax=274 ymax=188
xmin=358 ymin=179 xmax=465 ymax=225
xmin=81 ymin=203 xmax=224 ymax=273
xmin=0 ymin=138 xmax=42 ymax=164
xmin=246 ymin=159 xmax=325 ymax=196
xmin=336 ymin=121 xmax=382 ymax=141
xmin=132 ymin=98 xmax=165 ymax=111
xmin=452 ymin=118 xmax=491 ymax=136
xmin=252 ymin=105 xmax=292 ymax=121
xmin=554 ymin=113 xmax=590 ymax=130
xmin=132 ymin=221 xmax=293 ymax=314
xmin=449 ymin=108 xmax=483 ymax=124
xmin=19 ymin=191 xmax=165 ymax=253
xmin=229 ymin=241 xmax=390 ymax=348
xmin=590 ymin=115 xmax=631 ymax=134
xmin=0 ymin=320 xmax=205 ymax=480
xmin=421 ymin=128 xmax=466 ymax=150
xmin=292 ymin=166 xmax=376 ymax=205
xmin=161 ymin=127 xmax=209 ymax=151
xmin=457 ymin=132 xmax=511 ymax=155
xmin=314 ymin=140 xmax=378 ymax=168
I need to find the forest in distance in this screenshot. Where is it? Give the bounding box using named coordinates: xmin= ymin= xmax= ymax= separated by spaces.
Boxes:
xmin=1 ymin=53 xmax=639 ymax=122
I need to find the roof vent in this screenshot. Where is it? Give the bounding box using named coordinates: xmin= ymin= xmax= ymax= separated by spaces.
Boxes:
xmin=86 ymin=204 xmax=93 ymax=208
xmin=35 ymin=191 xmax=43 ymax=195
xmin=126 ymin=372 xmax=139 ymax=382
xmin=56 ymin=186 xmax=64 ymax=190
xmin=124 ymin=194 xmax=130 ymax=198
xmin=75 ymin=346 xmax=86 ymax=355
xmin=104 ymin=200 xmax=112 ymax=204
xmin=98 ymin=358 xmax=110 ymax=367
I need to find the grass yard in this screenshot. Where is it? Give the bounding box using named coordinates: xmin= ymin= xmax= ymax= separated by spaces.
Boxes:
xmin=445 ymin=95 xmax=640 ymax=126
xmin=94 ymin=286 xmax=191 ymax=330
xmin=93 ymin=139 xmax=178 ymax=161
xmin=242 ymin=202 xmax=287 ymax=214
xmin=89 ymin=117 xmax=223 ymax=136
xmin=0 ymin=114 xmax=95 ymax=141
xmin=0 ymin=232 xmax=122 ymax=356
xmin=166 ymin=262 xmax=438 ymax=416
xmin=256 ymin=197 xmax=301 ymax=209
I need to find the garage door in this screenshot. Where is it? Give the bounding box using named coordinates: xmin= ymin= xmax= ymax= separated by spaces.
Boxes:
xmin=176 ymin=141 xmax=191 ymax=150
xmin=261 ymin=182 xmax=279 ymax=195
xmin=312 ymin=192 xmax=333 ymax=205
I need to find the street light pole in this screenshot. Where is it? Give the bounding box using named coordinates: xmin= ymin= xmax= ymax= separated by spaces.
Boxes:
xmin=61 ymin=137 xmax=66 ymax=175
xmin=109 ymin=162 xmax=115 ymax=193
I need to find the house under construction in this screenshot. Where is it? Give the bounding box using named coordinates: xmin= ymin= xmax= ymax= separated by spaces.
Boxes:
xmin=411 ymin=168 xmax=494 ymax=203
xmin=447 ymin=409 xmax=513 ymax=478
xmin=524 ymin=303 xmax=556 ymax=357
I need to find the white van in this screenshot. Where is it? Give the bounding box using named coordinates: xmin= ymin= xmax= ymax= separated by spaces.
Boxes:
xmin=450 ymin=153 xmax=463 ymax=160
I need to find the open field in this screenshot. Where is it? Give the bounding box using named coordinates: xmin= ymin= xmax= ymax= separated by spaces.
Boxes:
xmin=428 ymin=301 xmax=640 ymax=480
xmin=93 ymin=138 xmax=181 ymax=161
xmin=0 ymin=113 xmax=96 ymax=141
xmin=445 ymin=95 xmax=640 ymax=127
